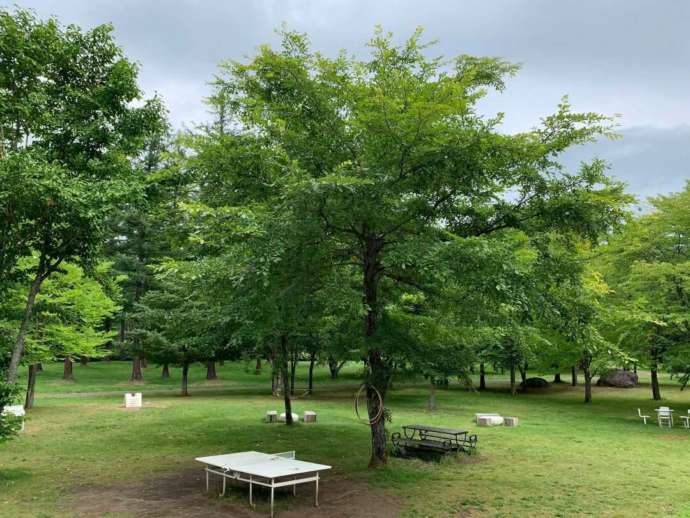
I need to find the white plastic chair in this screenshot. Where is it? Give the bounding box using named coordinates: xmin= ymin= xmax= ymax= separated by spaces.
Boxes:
xmin=680 ymin=410 xmax=690 ymax=429
xmin=637 ymin=408 xmax=650 ymax=424
xmin=656 ymin=407 xmax=673 ymax=428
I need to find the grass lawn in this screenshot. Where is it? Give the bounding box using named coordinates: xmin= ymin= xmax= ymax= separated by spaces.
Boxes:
xmin=2 ymin=361 xmax=690 ymax=517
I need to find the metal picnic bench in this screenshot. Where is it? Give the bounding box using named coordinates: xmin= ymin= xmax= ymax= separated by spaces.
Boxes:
xmin=392 ymin=424 xmax=478 ymax=457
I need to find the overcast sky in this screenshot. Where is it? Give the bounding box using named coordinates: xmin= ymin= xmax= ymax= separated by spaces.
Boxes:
xmin=14 ymin=0 xmax=690 ymax=201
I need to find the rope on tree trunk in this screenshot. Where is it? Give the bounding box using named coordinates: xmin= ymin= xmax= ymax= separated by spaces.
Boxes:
xmin=354 ymin=383 xmax=384 ymax=425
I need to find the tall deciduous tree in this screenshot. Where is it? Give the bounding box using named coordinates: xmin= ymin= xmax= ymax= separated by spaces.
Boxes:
xmin=0 ymin=8 xmax=163 ymax=383
xmin=213 ymin=29 xmax=630 ymax=465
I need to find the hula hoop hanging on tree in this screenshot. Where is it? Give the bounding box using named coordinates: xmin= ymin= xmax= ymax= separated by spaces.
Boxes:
xmin=354 ymin=383 xmax=384 ymax=426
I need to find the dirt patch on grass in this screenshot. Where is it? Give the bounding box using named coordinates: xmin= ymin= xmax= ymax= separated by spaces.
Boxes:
xmin=657 ymin=434 xmax=689 ymax=441
xmin=69 ymin=468 xmax=400 ymax=517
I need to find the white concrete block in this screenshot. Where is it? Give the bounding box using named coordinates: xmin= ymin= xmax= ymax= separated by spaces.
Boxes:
xmin=266 ymin=410 xmax=278 ymax=423
xmin=504 ymin=416 xmax=519 ymax=427
xmin=303 ymin=410 xmax=317 ymax=423
xmin=124 ymin=392 xmax=142 ymax=408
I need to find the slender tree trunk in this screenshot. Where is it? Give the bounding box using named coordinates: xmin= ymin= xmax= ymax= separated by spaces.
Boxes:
xmin=161 ymin=363 xmax=170 ymax=379
xmin=130 ymin=356 xmax=143 ymax=381
xmin=219 ymin=359 xmax=225 ymax=366
xmin=307 ymin=351 xmax=316 ymax=393
xmin=206 ymin=360 xmax=217 ymax=380
xmin=479 ymin=362 xmax=486 ymax=390
xmin=633 ymin=362 xmax=637 ymax=374
xmin=584 ymin=367 xmax=592 ymax=403
xmin=141 ymin=357 xmax=148 ymax=368
xmin=510 ymin=362 xmax=517 ymax=396
xmin=328 ymin=358 xmax=345 ymax=379
xmin=280 ymin=335 xmax=293 ymax=425
xmin=651 ymin=347 xmax=662 ymax=400
xmin=5 ymin=272 xmax=45 ymax=384
xmin=255 ymin=357 xmax=262 ymax=373
xmin=181 ymin=362 xmax=189 ymax=396
xmin=36 ymin=363 xmax=43 ymax=372
xmin=571 ymin=365 xmax=578 ymax=386
xmin=80 ymin=356 xmax=88 ymax=366
xmin=427 ymin=380 xmax=436 ymax=411
xmin=25 ymin=364 xmax=38 ymax=410
xmin=290 ymin=352 xmax=298 ymax=395
xmin=519 ymin=362 xmax=528 ymax=384
xmin=63 ymin=357 xmax=73 ymax=380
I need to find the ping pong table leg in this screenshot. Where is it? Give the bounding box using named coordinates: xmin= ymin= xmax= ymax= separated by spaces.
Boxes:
xmin=249 ymin=475 xmax=253 ymax=507
xmin=221 ymin=474 xmax=226 ymax=497
xmin=270 ymin=483 xmax=275 ymax=518
xmin=293 ymin=476 xmax=297 ymax=496
xmin=315 ymin=472 xmax=319 ymax=507
xmin=205 ymin=470 xmax=209 ymax=492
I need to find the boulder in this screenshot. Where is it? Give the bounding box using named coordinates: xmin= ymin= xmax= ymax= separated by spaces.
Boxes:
xmin=520 ymin=377 xmax=549 ymax=389
xmin=596 ymin=369 xmax=638 ymax=388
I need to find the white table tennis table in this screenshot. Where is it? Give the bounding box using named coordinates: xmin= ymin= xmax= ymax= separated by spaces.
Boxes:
xmin=195 ymin=450 xmax=331 ymax=517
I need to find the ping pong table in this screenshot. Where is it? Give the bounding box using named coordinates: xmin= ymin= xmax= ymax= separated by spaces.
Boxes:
xmin=195 ymin=450 xmax=331 ymax=517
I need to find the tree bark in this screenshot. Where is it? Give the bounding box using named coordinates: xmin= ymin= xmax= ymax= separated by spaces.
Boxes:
xmin=307 ymin=351 xmax=316 ymax=393
xmin=25 ymin=364 xmax=38 ymax=410
xmin=553 ymin=372 xmax=562 ymax=383
xmin=510 ymin=362 xmax=517 ymax=396
xmin=181 ymin=362 xmax=189 ymax=396
xmin=571 ymin=365 xmax=578 ymax=386
xmin=63 ymin=357 xmax=73 ymax=380
xmin=130 ymin=356 xmax=143 ymax=381
xmin=519 ymin=362 xmax=528 ymax=384
xmin=427 ymin=380 xmax=436 ymax=411
xmin=290 ymin=351 xmax=298 ymax=395
xmin=651 ymin=348 xmax=662 ymax=400
xmin=36 ymin=363 xmax=43 ymax=372
xmin=161 ymin=363 xmax=170 ymax=379
xmin=141 ymin=357 xmax=148 ymax=368
xmin=328 ymin=358 xmax=345 ymax=379
xmin=255 ymin=357 xmax=262 ymax=373
xmin=280 ymin=335 xmax=293 ymax=425
xmin=479 ymin=362 xmax=486 ymax=390
xmin=584 ymin=367 xmax=592 ymax=403
xmin=206 ymin=360 xmax=217 ymax=380
xmin=5 ymin=272 xmax=45 ymax=383
xmin=362 ymin=234 xmax=388 ymax=466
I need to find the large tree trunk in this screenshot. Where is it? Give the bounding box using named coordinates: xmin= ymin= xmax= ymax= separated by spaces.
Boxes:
xmin=553 ymin=372 xmax=562 ymax=383
xmin=479 ymin=362 xmax=486 ymax=391
xmin=5 ymin=272 xmax=45 ymax=384
xmin=280 ymin=335 xmax=293 ymax=425
xmin=161 ymin=363 xmax=170 ymax=379
xmin=206 ymin=360 xmax=217 ymax=380
xmin=181 ymin=362 xmax=189 ymax=396
xmin=25 ymin=364 xmax=38 ymax=410
xmin=651 ymin=347 xmax=662 ymax=400
xmin=571 ymin=365 xmax=578 ymax=386
xmin=307 ymin=351 xmax=316 ymax=393
xmin=63 ymin=357 xmax=73 ymax=380
xmin=130 ymin=356 xmax=143 ymax=381
xmin=510 ymin=362 xmax=517 ymax=396
xmin=363 ymin=235 xmax=388 ymax=467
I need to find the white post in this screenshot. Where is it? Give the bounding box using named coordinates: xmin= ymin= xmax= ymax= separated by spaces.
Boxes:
xmin=249 ymin=475 xmax=253 ymax=507
xmin=315 ymin=472 xmax=319 ymax=507
xmin=271 ymin=483 xmax=275 ymax=518
xmin=222 ymin=474 xmax=226 ymax=496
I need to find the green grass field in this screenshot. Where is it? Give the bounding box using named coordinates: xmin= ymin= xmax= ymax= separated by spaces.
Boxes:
xmin=2 ymin=361 xmax=690 ymax=517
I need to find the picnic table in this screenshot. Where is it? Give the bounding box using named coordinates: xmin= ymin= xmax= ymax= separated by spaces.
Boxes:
xmin=392 ymin=424 xmax=477 ymax=456
xmin=196 ymin=450 xmax=331 ymax=517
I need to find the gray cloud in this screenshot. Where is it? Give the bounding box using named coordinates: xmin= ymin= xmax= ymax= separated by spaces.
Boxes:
xmin=11 ymin=0 xmax=690 ymax=197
